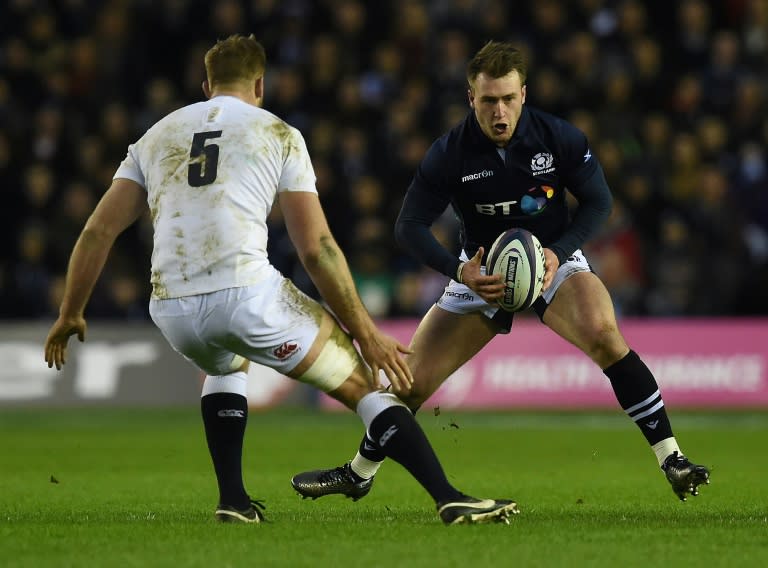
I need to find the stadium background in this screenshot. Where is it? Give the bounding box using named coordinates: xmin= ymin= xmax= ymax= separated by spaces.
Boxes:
xmin=1 ymin=0 xmax=767 ymax=410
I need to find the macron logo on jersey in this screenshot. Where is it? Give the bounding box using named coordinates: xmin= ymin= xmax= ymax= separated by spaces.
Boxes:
xmin=461 ymin=169 xmax=495 ymax=183
xmin=584 ymin=149 xmax=592 ymax=162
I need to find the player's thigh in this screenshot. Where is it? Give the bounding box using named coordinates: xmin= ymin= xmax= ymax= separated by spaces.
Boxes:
xmin=543 ymin=271 xmax=628 ymax=366
xmin=223 ymin=278 xmax=372 ymax=409
xmin=226 ymin=279 xmax=353 ymax=379
xmin=149 ymin=295 xmax=239 ymax=375
xmin=404 ymin=305 xmax=497 ymax=406
xmin=278 ymin=308 xmax=372 ymax=411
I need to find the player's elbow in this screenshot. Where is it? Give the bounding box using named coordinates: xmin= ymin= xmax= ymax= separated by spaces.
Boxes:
xmin=297 ymin=234 xmax=339 ymax=271
xmin=298 ymin=246 xmax=321 ymax=269
xmin=79 ymin=221 xmax=119 ymax=247
xmin=394 ymin=217 xmax=413 ymax=250
xmin=600 ymin=191 xmax=614 ymax=218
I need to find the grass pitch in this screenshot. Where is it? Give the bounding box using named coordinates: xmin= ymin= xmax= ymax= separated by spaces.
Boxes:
xmin=0 ymin=408 xmax=766 ymax=567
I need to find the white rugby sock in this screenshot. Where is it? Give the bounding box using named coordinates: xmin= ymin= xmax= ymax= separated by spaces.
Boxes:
xmin=350 ymin=451 xmax=382 ymax=480
xmin=652 ymin=437 xmax=681 ymax=467
xmin=202 ymin=371 xmax=248 ymax=396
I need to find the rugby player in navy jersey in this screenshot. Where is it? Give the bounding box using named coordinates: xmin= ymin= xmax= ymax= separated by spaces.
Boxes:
xmin=292 ymin=40 xmax=709 ymax=503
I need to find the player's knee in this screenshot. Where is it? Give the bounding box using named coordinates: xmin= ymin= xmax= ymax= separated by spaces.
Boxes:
xmin=581 ymin=320 xmax=626 ymax=363
xmin=292 ymin=327 xmax=362 ymax=393
xmin=402 ymin=359 xmax=444 ymax=409
xmin=327 ymin=365 xmax=377 ymax=410
xmin=397 ymin=380 xmax=430 ymax=409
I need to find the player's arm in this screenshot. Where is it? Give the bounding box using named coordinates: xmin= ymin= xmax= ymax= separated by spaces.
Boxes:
xmin=547 ymin=123 xmax=613 ymax=267
xmin=393 ymin=143 xmax=461 ymax=278
xmin=278 ymin=191 xmax=413 ymax=391
xmin=44 ymin=178 xmax=148 ymax=369
xmin=394 ymin=186 xmax=457 ymax=278
xmin=548 ymin=164 xmax=612 ymax=266
xmin=395 ymin=187 xmax=503 ymax=301
xmin=396 ymin=141 xmax=504 ymax=299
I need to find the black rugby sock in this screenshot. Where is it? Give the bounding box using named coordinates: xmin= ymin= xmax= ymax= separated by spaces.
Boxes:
xmin=201 ymin=393 xmax=249 ymax=508
xmin=356 ymin=404 xmax=420 ymax=464
xmin=358 ymin=433 xmax=384 ymax=462
xmin=367 ymin=405 xmax=462 ymax=503
xmin=604 ymin=350 xmax=674 ymax=445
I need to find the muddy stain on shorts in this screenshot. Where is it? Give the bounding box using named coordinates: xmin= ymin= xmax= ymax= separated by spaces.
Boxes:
xmin=279 ymin=278 xmax=325 ymax=327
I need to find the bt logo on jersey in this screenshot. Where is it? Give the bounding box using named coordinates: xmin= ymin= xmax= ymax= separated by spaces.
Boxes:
xmin=475 ymin=200 xmax=518 ymax=215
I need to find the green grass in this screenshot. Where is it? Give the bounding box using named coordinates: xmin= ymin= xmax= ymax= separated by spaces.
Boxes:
xmin=1 ymin=408 xmax=766 ymax=567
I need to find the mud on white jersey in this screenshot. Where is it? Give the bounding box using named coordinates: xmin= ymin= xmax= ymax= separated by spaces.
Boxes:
xmin=114 ymin=95 xmax=317 ymax=299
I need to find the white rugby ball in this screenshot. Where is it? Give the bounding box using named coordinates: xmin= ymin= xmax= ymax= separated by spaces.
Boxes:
xmin=485 ymin=228 xmax=545 ymax=312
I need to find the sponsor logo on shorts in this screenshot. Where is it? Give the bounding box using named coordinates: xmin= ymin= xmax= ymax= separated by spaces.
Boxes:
xmin=273 ymin=342 xmax=299 ymax=360
xmin=444 ymin=290 xmax=475 ymax=301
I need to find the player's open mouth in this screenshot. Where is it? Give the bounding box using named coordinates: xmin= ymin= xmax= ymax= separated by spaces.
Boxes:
xmin=493 ymin=123 xmax=508 ymax=134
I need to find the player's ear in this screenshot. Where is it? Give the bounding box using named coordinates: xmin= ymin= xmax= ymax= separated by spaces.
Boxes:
xmin=202 ymin=80 xmax=212 ymax=99
xmin=467 ymin=88 xmax=474 ymax=108
xmin=521 ymin=84 xmax=527 ymax=104
xmin=254 ymin=76 xmax=264 ymax=101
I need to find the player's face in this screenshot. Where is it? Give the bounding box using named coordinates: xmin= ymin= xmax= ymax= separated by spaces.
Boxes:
xmin=468 ymin=70 xmax=526 ymax=147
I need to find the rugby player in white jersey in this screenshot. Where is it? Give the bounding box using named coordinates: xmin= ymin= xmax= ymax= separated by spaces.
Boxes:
xmin=44 ymin=34 xmax=518 ymax=525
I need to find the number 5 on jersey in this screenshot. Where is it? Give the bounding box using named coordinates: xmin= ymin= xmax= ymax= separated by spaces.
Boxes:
xmin=188 ymin=130 xmax=223 ymax=187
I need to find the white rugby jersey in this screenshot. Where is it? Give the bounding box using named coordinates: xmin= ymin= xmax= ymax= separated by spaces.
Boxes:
xmin=114 ymin=95 xmax=317 ymax=299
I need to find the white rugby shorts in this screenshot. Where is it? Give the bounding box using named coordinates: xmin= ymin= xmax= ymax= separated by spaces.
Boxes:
xmin=436 ymin=249 xmax=593 ymax=332
xmin=149 ymin=266 xmax=325 ymax=378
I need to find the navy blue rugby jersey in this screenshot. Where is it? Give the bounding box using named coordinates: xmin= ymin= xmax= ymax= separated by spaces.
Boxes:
xmin=395 ymin=105 xmax=612 ymax=280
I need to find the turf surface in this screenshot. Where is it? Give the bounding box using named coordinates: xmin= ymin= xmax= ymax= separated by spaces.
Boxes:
xmin=1 ymin=408 xmax=766 ymax=567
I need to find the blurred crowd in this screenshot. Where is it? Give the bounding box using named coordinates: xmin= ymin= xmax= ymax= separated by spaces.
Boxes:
xmin=1 ymin=0 xmax=767 ymax=321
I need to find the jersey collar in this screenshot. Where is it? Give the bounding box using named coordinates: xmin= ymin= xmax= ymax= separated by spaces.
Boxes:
xmin=512 ymin=105 xmax=531 ymax=142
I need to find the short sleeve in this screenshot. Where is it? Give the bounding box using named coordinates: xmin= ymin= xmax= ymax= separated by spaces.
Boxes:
xmin=277 ymin=127 xmax=317 ymax=194
xmin=113 ymin=144 xmax=146 ymax=188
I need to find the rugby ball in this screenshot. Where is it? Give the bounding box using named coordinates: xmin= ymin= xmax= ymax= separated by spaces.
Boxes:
xmin=485 ymin=228 xmax=545 ymax=312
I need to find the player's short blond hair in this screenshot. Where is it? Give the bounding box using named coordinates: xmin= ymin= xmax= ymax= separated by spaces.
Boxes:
xmin=204 ymin=34 xmax=266 ymax=88
xmin=467 ymin=41 xmax=527 ymax=89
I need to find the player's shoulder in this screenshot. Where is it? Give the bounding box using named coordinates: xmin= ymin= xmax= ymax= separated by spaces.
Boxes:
xmin=428 ymin=112 xmax=474 ymax=160
xmin=142 ymin=101 xmax=213 ymax=137
xmin=222 ymin=99 xmax=305 ymax=142
xmin=150 ymin=98 xmax=302 ymax=145
xmin=524 ymin=106 xmax=585 ymax=143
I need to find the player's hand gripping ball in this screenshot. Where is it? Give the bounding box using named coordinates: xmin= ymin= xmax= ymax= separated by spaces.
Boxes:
xmin=486 ymin=228 xmax=545 ymax=312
